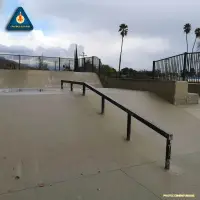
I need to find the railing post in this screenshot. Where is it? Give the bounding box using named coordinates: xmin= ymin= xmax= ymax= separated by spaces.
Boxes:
xmin=61 ymin=80 xmax=63 ymax=89
xmin=55 ymin=61 xmax=57 ymax=71
xmin=71 ymin=83 xmax=73 ymax=91
xmin=83 ymin=58 xmax=86 ymax=71
xmin=98 ymin=59 xmax=101 ymax=75
xmin=19 ymin=55 xmax=21 ymax=69
xmin=92 ymin=56 xmax=94 ymax=72
xmin=59 ymin=57 xmax=61 ymax=71
xmin=126 ymin=113 xmax=131 ymax=141
xmin=152 ymin=61 xmax=155 ymax=79
xmin=165 ymin=134 xmax=173 ymax=170
xmin=101 ymin=96 xmax=105 ymax=114
xmin=83 ymin=83 xmax=86 ymax=96
xmin=183 ymin=52 xmax=187 ymax=81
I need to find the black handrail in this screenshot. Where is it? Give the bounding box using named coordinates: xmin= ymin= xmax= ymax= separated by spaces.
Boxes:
xmin=61 ymin=80 xmax=173 ymax=170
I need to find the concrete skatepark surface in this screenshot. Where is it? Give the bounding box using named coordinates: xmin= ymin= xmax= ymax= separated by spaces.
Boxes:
xmin=0 ymin=71 xmax=200 ymax=199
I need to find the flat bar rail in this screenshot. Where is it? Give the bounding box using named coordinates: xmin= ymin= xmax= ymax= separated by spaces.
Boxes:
xmin=61 ymin=80 xmax=173 ymax=170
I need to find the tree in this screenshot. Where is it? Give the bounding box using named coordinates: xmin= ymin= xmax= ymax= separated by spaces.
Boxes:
xmin=74 ymin=44 xmax=79 ymax=72
xmin=192 ymin=28 xmax=200 ymax=53
xmin=118 ymin=23 xmax=128 ymax=75
xmin=189 ymin=67 xmax=196 ymax=76
xmin=183 ymin=23 xmax=191 ymax=53
xmin=190 ymin=28 xmax=200 ymax=70
xmin=102 ymin=64 xmax=116 ymax=74
xmin=197 ymin=42 xmax=200 ymax=51
xmin=42 ymin=63 xmax=48 ymax=70
xmin=38 ymin=55 xmax=43 ymax=69
xmin=121 ymin=67 xmax=130 ymax=75
xmin=38 ymin=55 xmax=48 ymax=70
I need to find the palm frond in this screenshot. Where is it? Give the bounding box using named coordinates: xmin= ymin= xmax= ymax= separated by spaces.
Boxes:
xmin=195 ymin=28 xmax=200 ymax=38
xmin=183 ymin=23 xmax=191 ymax=34
xmin=119 ymin=23 xmax=128 ymax=37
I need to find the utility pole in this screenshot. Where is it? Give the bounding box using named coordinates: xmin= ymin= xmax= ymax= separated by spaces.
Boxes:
xmin=80 ymin=52 xmax=87 ymax=58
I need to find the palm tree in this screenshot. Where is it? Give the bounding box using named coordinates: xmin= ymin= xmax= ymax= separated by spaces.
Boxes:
xmin=197 ymin=42 xmax=200 ymax=51
xmin=118 ymin=23 xmax=128 ymax=76
xmin=192 ymin=28 xmax=200 ymax=53
xmin=183 ymin=23 xmax=191 ymax=53
xmin=74 ymin=44 xmax=79 ymax=72
xmin=190 ymin=28 xmax=200 ymax=71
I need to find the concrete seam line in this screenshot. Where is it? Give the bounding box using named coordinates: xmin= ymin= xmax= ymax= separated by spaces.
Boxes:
xmin=120 ymin=169 xmax=163 ymax=200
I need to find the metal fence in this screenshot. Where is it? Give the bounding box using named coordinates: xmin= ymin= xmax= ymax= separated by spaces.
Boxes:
xmin=153 ymin=52 xmax=200 ymax=83
xmin=0 ymin=53 xmax=102 ymax=72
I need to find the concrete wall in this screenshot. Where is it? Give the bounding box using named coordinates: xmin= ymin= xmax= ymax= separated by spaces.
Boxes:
xmin=0 ymin=70 xmax=102 ymax=88
xmin=188 ymin=83 xmax=200 ymax=95
xmin=100 ymin=76 xmax=189 ymax=105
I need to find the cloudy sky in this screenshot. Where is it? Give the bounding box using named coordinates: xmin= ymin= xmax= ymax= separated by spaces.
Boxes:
xmin=0 ymin=0 xmax=199 ymax=70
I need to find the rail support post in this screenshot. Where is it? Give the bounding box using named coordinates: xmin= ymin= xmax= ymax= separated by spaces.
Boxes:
xmin=165 ymin=134 xmax=173 ymax=170
xmin=101 ymin=96 xmax=105 ymax=114
xmin=61 ymin=80 xmax=63 ymax=89
xmin=126 ymin=113 xmax=131 ymax=141
xmin=152 ymin=61 xmax=155 ymax=79
xmin=19 ymin=55 xmax=21 ymax=70
xmin=83 ymin=83 xmax=86 ymax=96
xmin=183 ymin=52 xmax=187 ymax=81
xmin=71 ymin=83 xmax=73 ymax=91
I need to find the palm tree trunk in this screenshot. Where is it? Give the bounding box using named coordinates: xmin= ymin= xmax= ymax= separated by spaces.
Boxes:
xmin=118 ymin=36 xmax=124 ymax=77
xmin=192 ymin=37 xmax=197 ymax=53
xmin=190 ymin=37 xmax=197 ymax=71
xmin=185 ymin=34 xmax=189 ymax=72
xmin=186 ymin=34 xmax=188 ymax=53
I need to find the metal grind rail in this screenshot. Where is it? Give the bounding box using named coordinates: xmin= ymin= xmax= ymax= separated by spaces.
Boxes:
xmin=61 ymin=80 xmax=173 ymax=170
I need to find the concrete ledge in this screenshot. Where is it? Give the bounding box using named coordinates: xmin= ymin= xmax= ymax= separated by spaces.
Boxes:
xmin=100 ymin=77 xmax=198 ymax=105
xmin=173 ymin=81 xmax=188 ymax=105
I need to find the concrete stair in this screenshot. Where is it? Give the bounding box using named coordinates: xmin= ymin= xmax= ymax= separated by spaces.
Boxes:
xmin=187 ymin=93 xmax=199 ymax=104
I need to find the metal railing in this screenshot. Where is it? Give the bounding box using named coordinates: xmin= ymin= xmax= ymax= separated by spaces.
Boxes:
xmin=153 ymin=52 xmax=200 ymax=83
xmin=61 ymin=80 xmax=173 ymax=170
xmin=0 ymin=53 xmax=101 ymax=72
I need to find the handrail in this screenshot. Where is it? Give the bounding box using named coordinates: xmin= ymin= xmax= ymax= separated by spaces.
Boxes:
xmin=61 ymin=80 xmax=173 ymax=170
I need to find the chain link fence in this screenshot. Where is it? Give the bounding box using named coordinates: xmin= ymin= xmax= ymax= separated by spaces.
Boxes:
xmin=0 ymin=53 xmax=102 ymax=72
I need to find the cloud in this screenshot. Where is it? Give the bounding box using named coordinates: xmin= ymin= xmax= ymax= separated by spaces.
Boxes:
xmin=0 ymin=32 xmax=84 ymax=58
xmin=0 ymin=0 xmax=2 ymax=10
xmin=0 ymin=28 xmax=169 ymax=69
xmin=1 ymin=0 xmax=199 ymax=70
xmin=19 ymin=0 xmax=200 ymax=36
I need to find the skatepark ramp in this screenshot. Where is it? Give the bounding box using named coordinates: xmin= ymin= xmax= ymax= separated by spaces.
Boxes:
xmin=61 ymin=80 xmax=173 ymax=170
xmin=0 ymin=70 xmax=102 ymax=89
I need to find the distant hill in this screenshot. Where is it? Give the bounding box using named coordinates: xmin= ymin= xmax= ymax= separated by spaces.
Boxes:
xmin=0 ymin=57 xmax=48 ymax=70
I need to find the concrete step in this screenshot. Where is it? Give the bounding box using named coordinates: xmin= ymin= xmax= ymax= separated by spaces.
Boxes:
xmin=187 ymin=93 xmax=199 ymax=104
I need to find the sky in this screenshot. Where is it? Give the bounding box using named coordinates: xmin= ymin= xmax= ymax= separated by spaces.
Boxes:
xmin=0 ymin=0 xmax=199 ymax=70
